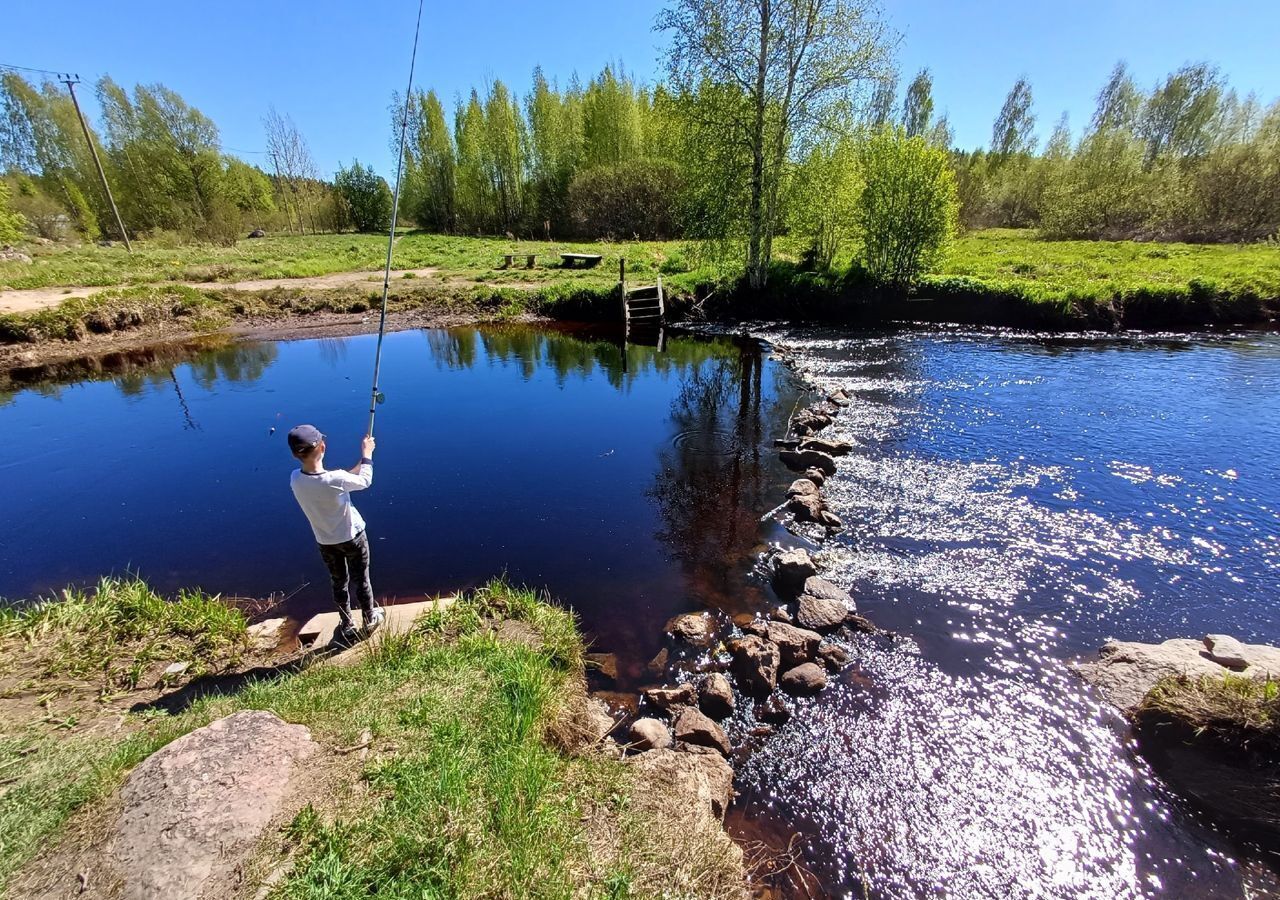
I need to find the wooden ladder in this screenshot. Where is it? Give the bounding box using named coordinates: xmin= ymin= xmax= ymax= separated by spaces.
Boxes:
xmin=619 ymin=260 xmax=664 ymax=328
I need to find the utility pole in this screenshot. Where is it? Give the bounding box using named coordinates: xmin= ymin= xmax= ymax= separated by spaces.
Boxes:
xmin=61 ymin=75 xmax=131 ymax=252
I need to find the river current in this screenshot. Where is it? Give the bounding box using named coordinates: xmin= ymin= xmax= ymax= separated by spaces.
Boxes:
xmin=2 ymin=324 xmax=1278 ymax=897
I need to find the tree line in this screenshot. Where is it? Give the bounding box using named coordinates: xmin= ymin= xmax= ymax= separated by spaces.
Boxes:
xmin=3 ymin=0 xmax=1278 ymax=294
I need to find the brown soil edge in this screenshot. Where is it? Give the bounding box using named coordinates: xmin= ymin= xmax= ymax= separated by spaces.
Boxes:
xmin=0 ymin=304 xmax=537 ymax=382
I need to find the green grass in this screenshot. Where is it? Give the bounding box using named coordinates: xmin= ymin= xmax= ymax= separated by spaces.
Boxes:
xmin=926 ymin=228 xmax=1280 ymax=311
xmin=0 ymin=576 xmax=248 ymax=689
xmin=0 ymin=578 xmax=740 ymax=898
xmin=0 ymin=231 xmax=694 ymax=293
xmin=1140 ymin=672 xmax=1280 ymax=751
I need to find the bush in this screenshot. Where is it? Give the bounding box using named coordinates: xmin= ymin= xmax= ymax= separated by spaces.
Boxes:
xmin=855 ymin=128 xmax=958 ymax=289
xmin=334 ymin=160 xmax=393 ymax=233
xmin=0 ymin=181 xmax=26 ymax=244
xmin=568 ymin=158 xmax=681 ymax=240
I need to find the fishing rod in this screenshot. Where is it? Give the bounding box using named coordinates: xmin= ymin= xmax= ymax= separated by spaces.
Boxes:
xmin=367 ymin=0 xmax=426 ymax=438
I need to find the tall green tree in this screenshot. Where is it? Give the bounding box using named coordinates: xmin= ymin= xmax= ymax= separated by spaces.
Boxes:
xmin=581 ymin=66 xmax=644 ymax=168
xmin=659 ymin=0 xmax=892 ymax=288
xmin=483 ymin=80 xmax=526 ymax=232
xmin=991 ymin=77 xmax=1037 ymax=159
xmin=454 ymin=91 xmax=493 ymax=232
xmin=525 ymin=68 xmax=581 ymax=237
xmin=901 ymin=68 xmax=934 ymax=137
xmin=1138 ymin=63 xmax=1222 ymax=162
xmin=1091 ymin=62 xmax=1142 ymax=134
xmin=402 ymin=89 xmax=457 ymax=231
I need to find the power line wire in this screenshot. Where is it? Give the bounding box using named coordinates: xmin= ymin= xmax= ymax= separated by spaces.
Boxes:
xmin=0 ymin=61 xmax=80 ymax=80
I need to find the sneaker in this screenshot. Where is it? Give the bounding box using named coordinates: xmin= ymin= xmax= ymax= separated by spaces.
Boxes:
xmin=363 ymin=607 xmax=385 ymax=636
xmin=332 ymin=622 xmax=359 ymax=647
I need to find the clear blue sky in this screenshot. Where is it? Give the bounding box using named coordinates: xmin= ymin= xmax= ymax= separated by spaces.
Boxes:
xmin=4 ymin=0 xmax=1278 ymax=176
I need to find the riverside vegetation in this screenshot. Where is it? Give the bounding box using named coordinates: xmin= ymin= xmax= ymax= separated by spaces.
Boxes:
xmin=0 ymin=577 xmax=744 ymax=898
xmin=4 ymin=0 xmax=1279 ymax=312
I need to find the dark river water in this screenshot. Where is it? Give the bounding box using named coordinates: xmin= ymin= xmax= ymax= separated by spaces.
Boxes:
xmin=3 ymin=324 xmax=1279 ymax=898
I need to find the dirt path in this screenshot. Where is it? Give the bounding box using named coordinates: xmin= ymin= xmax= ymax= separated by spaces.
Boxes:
xmin=0 ymin=267 xmax=442 ymax=314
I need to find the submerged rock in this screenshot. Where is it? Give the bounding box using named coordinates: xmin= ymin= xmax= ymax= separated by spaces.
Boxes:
xmin=755 ymin=694 xmax=792 ymax=725
xmin=780 ymin=662 xmax=828 ymax=695
xmin=112 ymin=711 xmax=318 ymax=900
xmin=665 ymin=612 xmax=715 ymax=647
xmin=699 ymin=673 xmax=735 ymax=719
xmin=629 ymin=717 xmax=673 ymax=751
xmin=817 ymin=642 xmax=851 ymax=672
xmin=673 ymin=706 xmax=731 ymax=755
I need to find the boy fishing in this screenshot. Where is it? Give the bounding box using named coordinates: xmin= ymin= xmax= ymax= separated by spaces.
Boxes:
xmin=287 ymin=425 xmax=384 ymax=646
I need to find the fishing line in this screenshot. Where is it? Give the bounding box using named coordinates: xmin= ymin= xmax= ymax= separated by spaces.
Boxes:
xmin=367 ymin=0 xmax=426 ymax=437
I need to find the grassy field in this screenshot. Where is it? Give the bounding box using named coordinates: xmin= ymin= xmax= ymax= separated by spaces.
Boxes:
xmin=2 ymin=230 xmax=1277 ymax=340
xmin=0 ymin=578 xmax=742 ymax=898
xmin=0 ymin=232 xmax=692 ymax=293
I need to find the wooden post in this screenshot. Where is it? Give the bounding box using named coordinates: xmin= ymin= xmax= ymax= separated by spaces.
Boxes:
xmin=63 ymin=78 xmax=131 ymax=252
xmin=619 ymin=258 xmax=627 ymax=325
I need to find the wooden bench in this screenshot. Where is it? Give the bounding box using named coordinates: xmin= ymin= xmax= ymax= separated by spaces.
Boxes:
xmin=501 ymin=253 xmax=537 ymax=269
xmin=560 ymin=253 xmax=603 ymax=269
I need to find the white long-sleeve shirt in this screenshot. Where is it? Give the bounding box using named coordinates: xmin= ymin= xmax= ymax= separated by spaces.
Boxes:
xmin=290 ymin=463 xmax=373 ymax=545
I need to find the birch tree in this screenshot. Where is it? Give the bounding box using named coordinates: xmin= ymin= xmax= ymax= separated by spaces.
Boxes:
xmin=659 ymin=0 xmax=892 ymax=288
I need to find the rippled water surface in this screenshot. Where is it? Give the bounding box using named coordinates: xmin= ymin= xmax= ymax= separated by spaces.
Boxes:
xmin=4 ymin=324 xmax=1279 ymax=898
xmin=730 ymin=327 xmax=1280 ymax=898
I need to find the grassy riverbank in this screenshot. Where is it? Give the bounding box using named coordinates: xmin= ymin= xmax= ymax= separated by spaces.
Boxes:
xmin=1139 ymin=672 xmax=1280 ymax=753
xmin=2 ymin=231 xmax=1277 ymax=349
xmin=0 ymin=578 xmax=742 ymax=898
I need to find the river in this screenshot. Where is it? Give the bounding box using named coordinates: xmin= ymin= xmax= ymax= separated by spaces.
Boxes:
xmin=2 ymin=323 xmax=1278 ymax=898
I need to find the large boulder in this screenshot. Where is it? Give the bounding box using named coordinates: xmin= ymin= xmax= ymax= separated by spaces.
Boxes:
xmin=763 ymin=621 xmax=822 ymax=668
xmin=771 ymin=549 xmax=818 ymax=596
xmin=699 ymin=673 xmax=735 ymax=719
xmin=802 ymin=576 xmax=855 ymax=607
xmin=629 ymin=717 xmax=673 ymax=751
xmin=673 ymin=706 xmax=731 ymax=755
xmin=1074 ymin=637 xmax=1280 ymax=714
xmin=779 ymin=448 xmax=837 ymax=475
xmin=780 ymin=662 xmax=828 ymax=695
xmin=627 ymin=747 xmax=736 ymax=820
xmin=728 ymin=634 xmax=780 ymax=696
xmin=787 ymin=478 xmax=821 ymax=498
xmin=111 ymin=711 xmax=318 ymax=900
xmin=665 ymin=612 xmax=715 ymax=647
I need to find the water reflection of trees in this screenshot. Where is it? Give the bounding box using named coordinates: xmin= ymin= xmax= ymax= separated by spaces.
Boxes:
xmin=649 ymin=339 xmax=795 ymax=615
xmin=0 ymin=337 xmax=280 ymax=407
xmin=423 ymin=324 xmax=736 ymax=391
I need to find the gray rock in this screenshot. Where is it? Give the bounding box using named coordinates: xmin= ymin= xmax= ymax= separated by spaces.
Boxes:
xmin=672 ymin=706 xmax=731 ymax=755
xmin=772 ymin=548 xmax=818 ymax=596
xmin=643 ymin=683 xmax=697 ymax=711
xmin=802 ymin=576 xmax=855 ymax=608
xmin=1074 ymin=638 xmax=1280 ymax=714
xmin=780 ymin=662 xmax=828 ymax=695
xmin=728 ymin=634 xmax=780 ymax=696
xmin=787 ymin=478 xmax=821 ymax=498
xmin=699 ymin=673 xmax=735 ymax=719
xmin=585 ymin=698 xmax=617 ymax=743
xmin=764 ymin=621 xmax=822 ymax=667
xmin=799 ymin=437 xmax=854 ymax=456
xmin=665 ymin=612 xmax=714 ymax=646
xmin=796 ymin=594 xmax=849 ymax=632
xmin=111 ymin=711 xmax=318 ymax=900
xmin=0 ymin=246 xmax=33 ymax=264
xmin=247 ymin=228 xmax=266 ymax=238
xmin=803 ymin=467 xmax=827 ymax=487
xmin=779 ymin=448 xmax=837 ymax=475
xmin=629 ymin=717 xmax=673 ymax=751
xmin=828 ymin=390 xmax=851 ymax=406
xmin=627 ymin=747 xmax=735 ymax=819
xmin=1203 ymin=634 xmax=1250 ymax=669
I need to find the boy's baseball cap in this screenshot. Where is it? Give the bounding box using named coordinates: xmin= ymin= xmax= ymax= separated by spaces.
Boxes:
xmin=287 ymin=424 xmax=324 ymax=454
